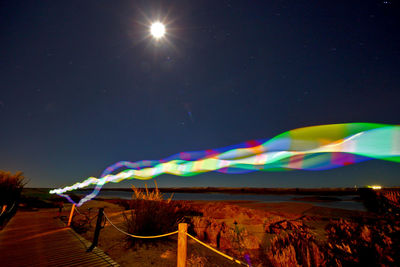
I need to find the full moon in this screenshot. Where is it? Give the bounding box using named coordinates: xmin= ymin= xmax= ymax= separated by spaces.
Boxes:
xmin=150 ymin=22 xmax=165 ymax=39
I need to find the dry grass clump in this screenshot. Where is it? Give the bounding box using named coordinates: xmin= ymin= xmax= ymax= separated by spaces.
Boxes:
xmin=131 ymin=180 xmax=174 ymax=202
xmin=124 ymin=181 xmax=198 ymax=247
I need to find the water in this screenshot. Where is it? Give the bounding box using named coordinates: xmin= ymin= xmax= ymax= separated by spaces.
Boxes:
xmin=75 ymin=190 xmax=366 ymax=211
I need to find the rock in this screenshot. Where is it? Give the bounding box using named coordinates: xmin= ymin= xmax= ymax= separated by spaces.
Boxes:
xmin=191 ymin=216 xmax=260 ymax=251
xmin=207 ymin=220 xmax=223 ymax=247
xmin=191 ymin=216 xmax=210 ymax=240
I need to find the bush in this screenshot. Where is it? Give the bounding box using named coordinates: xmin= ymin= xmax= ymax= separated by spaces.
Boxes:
xmin=0 ymin=170 xmax=26 ymax=227
xmin=123 ymin=181 xmax=197 ymax=246
xmin=0 ymin=170 xmax=26 ymax=205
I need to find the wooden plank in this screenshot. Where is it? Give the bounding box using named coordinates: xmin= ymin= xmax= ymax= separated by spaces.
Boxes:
xmin=68 ymin=257 xmax=112 ymax=267
xmin=0 ymin=209 xmax=119 ymax=267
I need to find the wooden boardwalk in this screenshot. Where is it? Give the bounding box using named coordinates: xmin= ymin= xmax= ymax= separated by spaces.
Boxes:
xmin=0 ymin=209 xmax=119 ymax=267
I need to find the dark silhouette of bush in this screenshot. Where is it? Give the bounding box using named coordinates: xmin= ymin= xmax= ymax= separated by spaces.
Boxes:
xmin=0 ymin=170 xmax=26 ymax=228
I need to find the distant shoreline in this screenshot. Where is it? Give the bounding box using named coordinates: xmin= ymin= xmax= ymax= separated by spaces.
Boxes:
xmin=27 ymin=187 xmax=395 ymax=195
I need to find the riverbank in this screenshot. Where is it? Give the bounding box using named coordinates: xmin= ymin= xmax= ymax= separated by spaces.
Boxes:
xmin=71 ymin=197 xmax=377 ymax=266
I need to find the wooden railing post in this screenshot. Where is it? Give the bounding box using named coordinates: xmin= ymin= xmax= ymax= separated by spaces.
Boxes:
xmin=87 ymin=208 xmax=104 ymax=252
xmin=177 ymin=223 xmax=187 ymax=267
xmin=67 ymin=204 xmax=75 ymax=227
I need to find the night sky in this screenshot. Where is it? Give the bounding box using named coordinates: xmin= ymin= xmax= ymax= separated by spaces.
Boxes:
xmin=1 ymin=0 xmax=399 ymax=188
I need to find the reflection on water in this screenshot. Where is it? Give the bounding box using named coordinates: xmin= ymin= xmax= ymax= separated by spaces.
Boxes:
xmin=75 ymin=190 xmax=367 ymax=211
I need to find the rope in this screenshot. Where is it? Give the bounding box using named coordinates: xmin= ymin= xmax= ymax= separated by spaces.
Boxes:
xmin=74 ymin=206 xmax=83 ymax=215
xmin=103 ymin=211 xmax=178 ymax=239
xmin=186 ymin=233 xmax=249 ymax=267
xmin=105 ymin=210 xmax=126 ymax=217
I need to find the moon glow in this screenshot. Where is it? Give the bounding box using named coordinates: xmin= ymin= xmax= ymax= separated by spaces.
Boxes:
xmin=150 ymin=22 xmax=166 ymax=39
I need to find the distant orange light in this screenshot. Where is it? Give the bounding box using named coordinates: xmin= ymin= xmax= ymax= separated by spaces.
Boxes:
xmin=368 ymin=185 xmax=382 ymax=190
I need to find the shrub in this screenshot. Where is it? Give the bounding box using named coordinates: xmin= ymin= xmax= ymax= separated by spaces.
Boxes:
xmin=123 ymin=181 xmax=196 ymax=246
xmin=0 ymin=170 xmax=26 ymax=205
xmin=0 ymin=170 xmax=26 ymax=227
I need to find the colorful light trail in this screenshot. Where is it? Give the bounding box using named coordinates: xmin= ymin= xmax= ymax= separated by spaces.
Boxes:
xmin=50 ymin=123 xmax=400 ymax=206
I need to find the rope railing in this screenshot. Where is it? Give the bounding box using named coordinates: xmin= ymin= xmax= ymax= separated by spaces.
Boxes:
xmin=103 ymin=211 xmax=179 ymax=239
xmin=186 ymin=232 xmax=249 ymax=266
xmin=67 ymin=205 xmax=249 ymax=266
